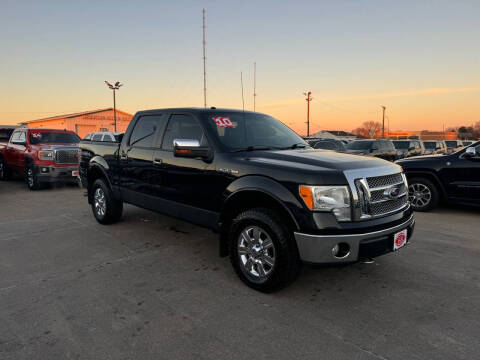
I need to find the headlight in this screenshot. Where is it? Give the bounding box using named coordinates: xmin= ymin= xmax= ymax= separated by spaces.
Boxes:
xmin=38 ymin=150 xmax=54 ymax=160
xmin=299 ymin=185 xmax=351 ymax=221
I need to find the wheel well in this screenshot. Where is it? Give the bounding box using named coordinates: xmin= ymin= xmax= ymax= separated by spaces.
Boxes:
xmin=218 ymin=190 xmax=298 ymax=257
xmin=406 ymin=172 xmax=445 ymax=199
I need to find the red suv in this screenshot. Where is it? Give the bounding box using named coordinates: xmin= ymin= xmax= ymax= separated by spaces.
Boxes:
xmin=0 ymin=128 xmax=81 ymax=190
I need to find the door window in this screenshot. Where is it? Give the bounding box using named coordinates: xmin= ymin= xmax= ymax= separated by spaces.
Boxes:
xmin=161 ymin=114 xmax=206 ymax=151
xmin=18 ymin=132 xmax=26 ymax=143
xmin=129 ymin=115 xmax=165 ymax=148
xmin=92 ymin=133 xmax=103 ymax=141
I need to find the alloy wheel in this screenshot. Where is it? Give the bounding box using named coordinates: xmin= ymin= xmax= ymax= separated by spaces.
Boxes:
xmin=27 ymin=168 xmax=34 ymax=188
xmin=94 ymin=188 xmax=107 ymax=216
xmin=408 ymin=183 xmax=432 ymax=208
xmin=237 ymin=226 xmax=276 ymax=281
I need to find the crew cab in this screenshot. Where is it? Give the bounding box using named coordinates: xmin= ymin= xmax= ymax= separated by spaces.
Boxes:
xmin=80 ymin=108 xmax=415 ymax=292
xmin=397 ymin=141 xmax=480 ymax=211
xmin=393 ymin=139 xmax=425 ymax=159
xmin=0 ymin=128 xmax=81 ymax=189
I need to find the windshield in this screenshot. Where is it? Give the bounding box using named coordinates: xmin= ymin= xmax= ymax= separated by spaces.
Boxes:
xmin=346 ymin=141 xmax=373 ymax=150
xmin=29 ymin=132 xmax=80 ymax=145
xmin=445 ymin=141 xmax=458 ymax=147
xmin=205 ymin=112 xmax=307 ymax=151
xmin=393 ymin=141 xmax=410 ymax=149
xmin=423 ymin=142 xmax=436 ymax=149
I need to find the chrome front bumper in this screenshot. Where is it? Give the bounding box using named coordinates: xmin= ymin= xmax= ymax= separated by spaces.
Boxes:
xmin=294 ymin=214 xmax=415 ymax=264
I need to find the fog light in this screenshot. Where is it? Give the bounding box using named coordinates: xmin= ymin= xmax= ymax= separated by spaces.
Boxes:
xmin=332 ymin=242 xmax=350 ymax=258
xmin=41 ymin=167 xmax=49 ymax=173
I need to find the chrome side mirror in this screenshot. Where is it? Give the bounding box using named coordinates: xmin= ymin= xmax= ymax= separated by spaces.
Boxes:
xmin=464 ymin=147 xmax=477 ymax=157
xmin=173 ymin=138 xmax=211 ymax=159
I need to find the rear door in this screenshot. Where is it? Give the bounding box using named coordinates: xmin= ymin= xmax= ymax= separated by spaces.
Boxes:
xmin=119 ymin=114 xmax=166 ymax=200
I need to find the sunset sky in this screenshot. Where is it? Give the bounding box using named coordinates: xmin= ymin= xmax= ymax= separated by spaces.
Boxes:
xmin=1 ymin=0 xmax=479 ymax=135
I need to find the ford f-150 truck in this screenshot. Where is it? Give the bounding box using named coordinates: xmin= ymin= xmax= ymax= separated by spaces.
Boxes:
xmin=80 ymin=108 xmax=415 ymax=292
xmin=0 ymin=128 xmax=81 ymax=189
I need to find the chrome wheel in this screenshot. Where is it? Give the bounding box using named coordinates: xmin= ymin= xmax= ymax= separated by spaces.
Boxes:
xmin=27 ymin=168 xmax=34 ymax=188
xmin=408 ymin=183 xmax=432 ymax=208
xmin=237 ymin=226 xmax=276 ymax=281
xmin=94 ymin=188 xmax=107 ymax=217
xmin=0 ymin=162 xmax=4 ymax=179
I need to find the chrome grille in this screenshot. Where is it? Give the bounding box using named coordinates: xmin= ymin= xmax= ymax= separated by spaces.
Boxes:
xmin=55 ymin=149 xmax=79 ymax=164
xmin=352 ymin=171 xmax=408 ymax=220
xmin=366 ymin=173 xmax=403 ymax=188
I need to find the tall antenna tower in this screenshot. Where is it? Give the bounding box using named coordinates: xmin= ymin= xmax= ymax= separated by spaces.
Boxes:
xmin=240 ymin=72 xmax=245 ymax=111
xmin=202 ymin=8 xmax=207 ymax=108
xmin=253 ymin=62 xmax=257 ymax=111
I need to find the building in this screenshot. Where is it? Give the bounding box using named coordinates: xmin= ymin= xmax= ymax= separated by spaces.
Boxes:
xmin=308 ymin=130 xmax=358 ymax=142
xmin=22 ymin=108 xmax=133 ymax=138
xmin=386 ymin=130 xmax=457 ymax=140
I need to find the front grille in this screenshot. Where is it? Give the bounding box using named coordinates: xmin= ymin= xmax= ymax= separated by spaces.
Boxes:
xmin=55 ymin=149 xmax=79 ymax=164
xmin=366 ymin=173 xmax=403 ymax=188
xmin=354 ymin=172 xmax=408 ymax=220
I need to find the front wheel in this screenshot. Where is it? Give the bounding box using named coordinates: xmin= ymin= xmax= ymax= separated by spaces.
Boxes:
xmin=91 ymin=178 xmax=123 ymax=224
xmin=229 ymin=208 xmax=300 ymax=292
xmin=408 ymin=177 xmax=439 ymax=212
xmin=26 ymin=164 xmax=41 ymax=190
xmin=0 ymin=157 xmax=10 ymax=181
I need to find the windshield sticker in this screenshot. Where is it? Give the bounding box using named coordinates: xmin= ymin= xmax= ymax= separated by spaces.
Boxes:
xmin=213 ymin=117 xmax=236 ymax=128
xmin=31 ymin=132 xmax=42 ymax=138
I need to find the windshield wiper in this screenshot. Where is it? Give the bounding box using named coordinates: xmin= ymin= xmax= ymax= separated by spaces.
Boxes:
xmin=232 ymin=146 xmax=275 ymax=152
xmin=280 ymin=143 xmax=309 ymax=150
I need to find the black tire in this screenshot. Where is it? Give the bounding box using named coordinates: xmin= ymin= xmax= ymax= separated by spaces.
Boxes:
xmin=91 ymin=178 xmax=123 ymax=224
xmin=229 ymin=208 xmax=300 ymax=292
xmin=0 ymin=157 xmax=10 ymax=181
xmin=25 ymin=163 xmax=42 ymax=190
xmin=408 ymin=177 xmax=439 ymax=212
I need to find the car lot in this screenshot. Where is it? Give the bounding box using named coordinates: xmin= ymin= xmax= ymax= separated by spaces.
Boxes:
xmin=1 ymin=179 xmax=479 ymax=360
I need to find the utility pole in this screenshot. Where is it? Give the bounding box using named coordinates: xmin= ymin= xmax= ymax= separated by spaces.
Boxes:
xmin=303 ymin=91 xmax=312 ymax=137
xmin=202 ymin=8 xmax=207 ymax=108
xmin=253 ymin=62 xmax=257 ymax=111
xmin=240 ymin=72 xmax=245 ymax=111
xmin=381 ymin=106 xmax=386 ymax=138
xmin=105 ymin=81 xmax=123 ymax=132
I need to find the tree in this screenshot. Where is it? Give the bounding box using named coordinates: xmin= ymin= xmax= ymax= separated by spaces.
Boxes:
xmin=351 ymin=121 xmax=383 ymax=138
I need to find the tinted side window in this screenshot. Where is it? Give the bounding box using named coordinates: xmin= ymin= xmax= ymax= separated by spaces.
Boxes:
xmin=10 ymin=132 xmax=20 ymax=142
xmin=162 ymin=114 xmax=206 ymax=151
xmin=130 ymin=115 xmax=165 ymax=148
xmin=92 ymin=134 xmax=103 ymax=141
xmin=103 ymin=134 xmax=114 ymax=142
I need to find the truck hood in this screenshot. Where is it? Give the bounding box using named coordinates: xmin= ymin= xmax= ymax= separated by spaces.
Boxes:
xmin=244 ymin=149 xmax=394 ymax=172
xmin=396 ymin=154 xmax=446 ymax=163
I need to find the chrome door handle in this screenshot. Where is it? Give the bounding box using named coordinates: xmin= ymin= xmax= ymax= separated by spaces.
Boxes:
xmin=120 ymin=154 xmax=128 ymax=160
xmin=153 ymin=158 xmax=162 ymax=165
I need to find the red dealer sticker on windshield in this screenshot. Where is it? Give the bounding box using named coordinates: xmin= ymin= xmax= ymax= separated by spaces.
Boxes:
xmin=31 ymin=132 xmax=42 ymax=138
xmin=213 ymin=117 xmax=235 ymax=128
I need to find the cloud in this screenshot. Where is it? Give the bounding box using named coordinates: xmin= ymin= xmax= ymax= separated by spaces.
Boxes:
xmin=258 ymin=87 xmax=480 ymax=109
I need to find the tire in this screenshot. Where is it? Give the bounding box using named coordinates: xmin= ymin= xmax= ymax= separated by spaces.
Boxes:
xmin=408 ymin=177 xmax=439 ymax=212
xmin=25 ymin=164 xmax=42 ymax=190
xmin=0 ymin=157 xmax=10 ymax=181
xmin=91 ymin=178 xmax=123 ymax=224
xmin=229 ymin=208 xmax=300 ymax=292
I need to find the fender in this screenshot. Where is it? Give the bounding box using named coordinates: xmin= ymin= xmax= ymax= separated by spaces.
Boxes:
xmin=403 ymin=169 xmax=447 ymax=198
xmin=222 ymin=175 xmax=302 ymax=230
xmin=88 ymin=156 xmax=113 ymax=189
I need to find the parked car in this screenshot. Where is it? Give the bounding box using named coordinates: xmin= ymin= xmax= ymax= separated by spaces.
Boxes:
xmin=422 ymin=140 xmax=447 ymax=155
xmin=397 ymin=141 xmax=480 ymax=211
xmin=0 ymin=128 xmax=81 ymax=189
xmin=84 ymin=131 xmax=122 ymax=142
xmin=444 ymin=140 xmax=464 ymax=154
xmin=393 ymin=140 xmax=425 ymax=159
xmin=0 ymin=126 xmax=18 ymax=145
xmin=80 ymin=108 xmax=414 ymax=292
xmin=311 ymin=139 xmax=347 ymax=152
xmin=346 ymin=139 xmax=397 ymax=161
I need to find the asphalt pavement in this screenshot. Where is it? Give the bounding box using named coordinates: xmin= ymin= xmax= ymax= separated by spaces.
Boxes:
xmin=0 ymin=178 xmax=479 ymax=360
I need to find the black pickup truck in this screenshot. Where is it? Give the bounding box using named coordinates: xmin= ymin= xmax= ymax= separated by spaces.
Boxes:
xmin=397 ymin=141 xmax=480 ymax=211
xmin=80 ymin=108 xmax=415 ymax=292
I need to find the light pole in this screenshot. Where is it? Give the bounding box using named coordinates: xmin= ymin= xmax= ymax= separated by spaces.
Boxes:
xmin=381 ymin=105 xmax=386 ymax=138
xmin=303 ymin=91 xmax=312 ymax=137
xmin=105 ymin=81 xmax=123 ymax=132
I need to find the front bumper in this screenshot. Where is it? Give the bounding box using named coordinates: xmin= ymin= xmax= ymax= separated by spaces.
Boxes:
xmin=34 ymin=165 xmax=79 ymax=183
xmin=294 ymin=213 xmax=415 ymax=264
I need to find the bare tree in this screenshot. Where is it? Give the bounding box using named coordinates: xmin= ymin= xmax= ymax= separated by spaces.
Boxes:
xmin=352 ymin=121 xmax=382 ymax=138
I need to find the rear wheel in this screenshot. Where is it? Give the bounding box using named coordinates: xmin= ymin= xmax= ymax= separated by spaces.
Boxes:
xmin=408 ymin=177 xmax=439 ymax=212
xmin=0 ymin=157 xmax=10 ymax=180
xmin=91 ymin=178 xmax=123 ymax=224
xmin=229 ymin=208 xmax=300 ymax=292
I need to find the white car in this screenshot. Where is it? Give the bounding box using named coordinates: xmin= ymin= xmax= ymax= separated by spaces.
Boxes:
xmin=84 ymin=132 xmax=122 ymax=143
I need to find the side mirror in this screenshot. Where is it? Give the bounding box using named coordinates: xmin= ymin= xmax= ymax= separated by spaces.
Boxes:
xmin=464 ymin=147 xmax=477 ymax=158
xmin=173 ymin=139 xmax=211 ymax=159
xmin=408 ymin=146 xmax=415 ymax=151
xmin=115 ymin=133 xmax=124 ymax=143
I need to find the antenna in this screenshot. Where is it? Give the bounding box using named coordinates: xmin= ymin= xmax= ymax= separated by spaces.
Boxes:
xmin=202 ymin=8 xmax=207 ymax=108
xmin=253 ymin=62 xmax=257 ymax=111
xmin=241 ymin=72 xmax=245 ymax=111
